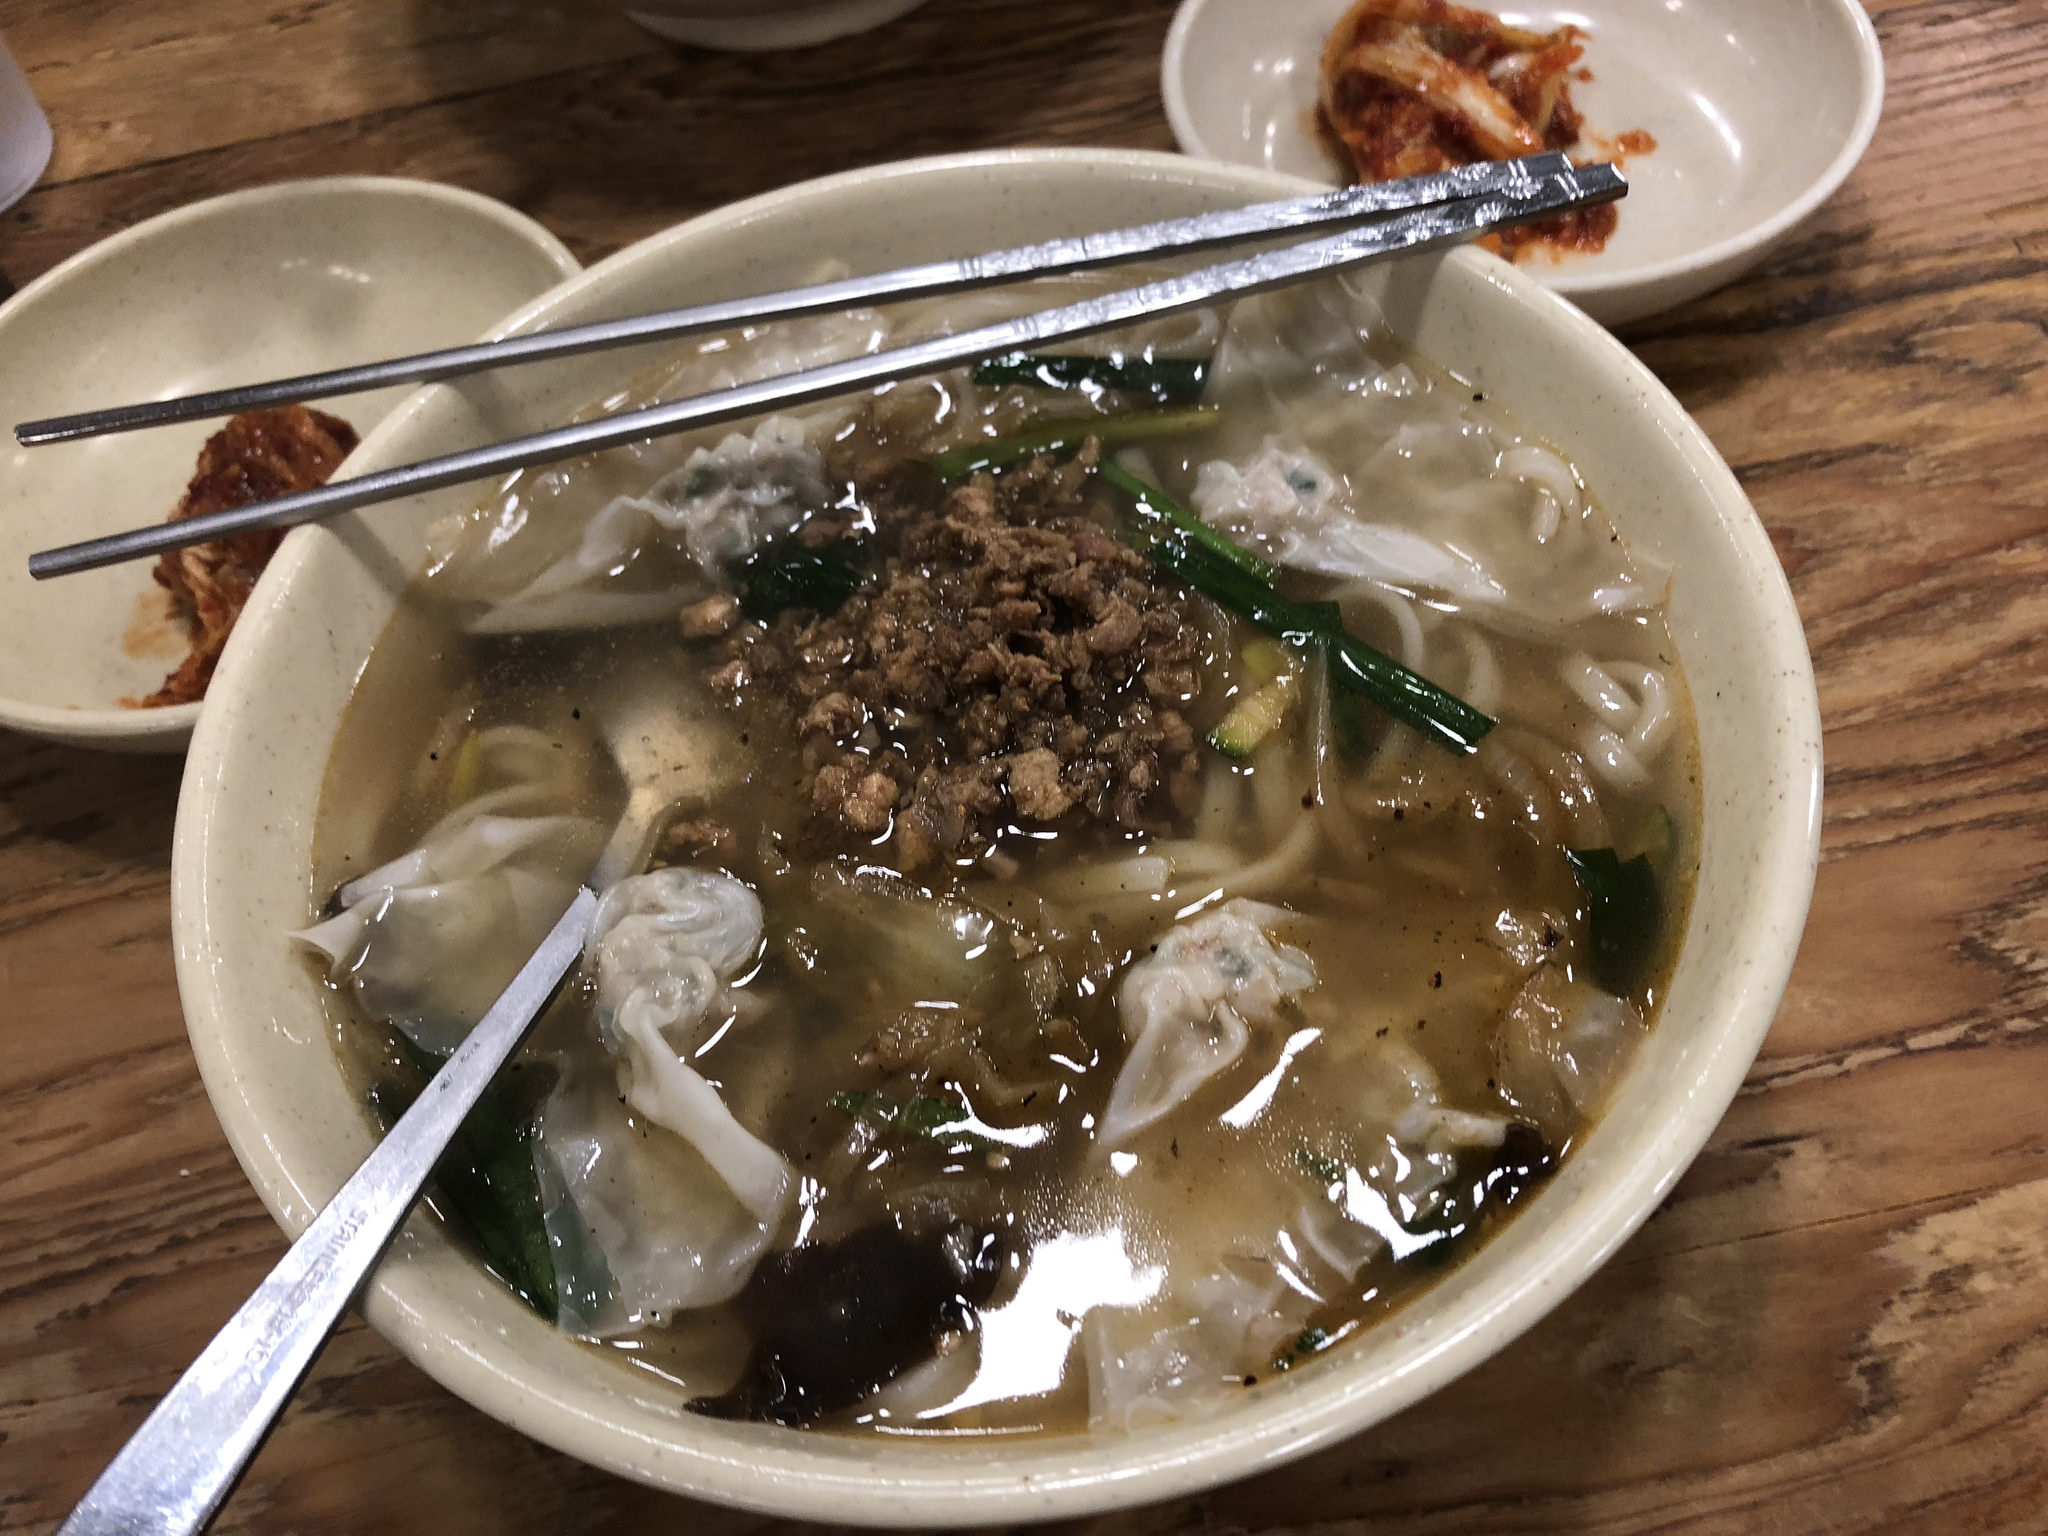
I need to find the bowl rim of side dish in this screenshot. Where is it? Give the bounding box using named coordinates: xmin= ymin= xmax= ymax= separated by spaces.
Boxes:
xmin=172 ymin=146 xmax=1822 ymax=1522
xmin=0 ymin=175 xmax=580 ymax=754
xmin=1159 ymin=0 xmax=1887 ymax=325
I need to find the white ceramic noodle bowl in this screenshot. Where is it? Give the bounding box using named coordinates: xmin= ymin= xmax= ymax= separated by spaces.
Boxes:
xmin=1162 ymin=0 xmax=1886 ymax=326
xmin=175 ymin=150 xmax=1822 ymax=1522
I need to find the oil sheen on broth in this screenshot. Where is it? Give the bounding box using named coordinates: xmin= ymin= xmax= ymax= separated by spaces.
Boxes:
xmin=302 ymin=271 xmax=1698 ymax=1436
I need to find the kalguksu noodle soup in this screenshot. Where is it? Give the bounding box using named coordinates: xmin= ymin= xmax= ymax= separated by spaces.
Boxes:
xmin=302 ymin=270 xmax=1697 ymax=1436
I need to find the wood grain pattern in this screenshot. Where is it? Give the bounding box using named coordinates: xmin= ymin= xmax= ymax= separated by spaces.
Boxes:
xmin=3 ymin=1 xmax=2046 ymax=1531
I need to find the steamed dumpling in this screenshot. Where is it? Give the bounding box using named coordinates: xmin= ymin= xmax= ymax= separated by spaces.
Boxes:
xmin=583 ymin=867 xmax=791 ymax=1222
xmin=1493 ymin=969 xmax=1644 ymax=1144
xmin=291 ymin=784 xmax=603 ymax=1053
xmin=533 ymin=866 xmax=795 ymax=1337
xmin=1200 ymin=281 xmax=1669 ymax=628
xmin=535 ymin=1049 xmax=787 ymax=1336
xmin=1194 ymin=436 xmax=1507 ymax=604
xmin=1098 ymin=899 xmax=1317 ymax=1148
xmin=468 ymin=417 xmax=830 ymax=635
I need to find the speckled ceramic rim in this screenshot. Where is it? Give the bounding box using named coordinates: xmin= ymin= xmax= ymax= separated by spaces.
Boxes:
xmin=1159 ymin=0 xmax=1886 ymax=306
xmin=0 ymin=176 xmax=578 ymax=750
xmin=174 ymin=149 xmax=1822 ymax=1523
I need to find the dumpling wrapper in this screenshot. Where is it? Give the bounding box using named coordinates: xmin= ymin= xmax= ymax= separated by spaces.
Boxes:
xmin=1494 ymin=968 xmax=1645 ymax=1144
xmin=468 ymin=416 xmax=830 ymax=635
xmin=1099 ymin=898 xmax=1318 ymax=1148
xmin=582 ymin=867 xmax=791 ymax=1223
xmin=1199 ymin=279 xmax=1669 ymax=627
xmin=1194 ymin=436 xmax=1509 ymax=605
xmin=535 ymin=867 xmax=795 ymax=1336
xmin=291 ymin=787 xmax=603 ymax=1054
xmin=1082 ymin=1255 xmax=1313 ymax=1432
xmin=535 ymin=1049 xmax=786 ymax=1336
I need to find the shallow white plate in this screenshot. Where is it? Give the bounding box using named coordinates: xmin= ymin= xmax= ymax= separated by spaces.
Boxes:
xmin=177 ymin=148 xmax=1822 ymax=1522
xmin=0 ymin=178 xmax=579 ymax=753
xmin=1162 ymin=0 xmax=1884 ymax=325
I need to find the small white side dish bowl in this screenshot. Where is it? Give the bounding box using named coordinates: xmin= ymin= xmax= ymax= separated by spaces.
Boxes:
xmin=175 ymin=150 xmax=1821 ymax=1522
xmin=622 ymin=0 xmax=927 ymax=49
xmin=1162 ymin=0 xmax=1885 ymax=325
xmin=0 ymin=177 xmax=579 ymax=752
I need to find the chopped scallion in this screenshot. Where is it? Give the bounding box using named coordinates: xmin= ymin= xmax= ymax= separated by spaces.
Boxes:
xmin=830 ymin=1089 xmax=976 ymax=1142
xmin=739 ymin=538 xmax=867 ymax=621
xmin=1274 ymin=1326 xmax=1331 ymax=1370
xmin=1097 ymin=460 xmax=1276 ymax=582
xmin=1564 ymin=847 xmax=1663 ymax=996
xmin=1144 ymin=530 xmax=1495 ymax=754
xmin=1632 ymin=803 xmax=1679 ymax=871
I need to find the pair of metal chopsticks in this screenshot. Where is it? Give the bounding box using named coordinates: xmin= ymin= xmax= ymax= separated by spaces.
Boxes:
xmin=23 ymin=155 xmax=1623 ymax=581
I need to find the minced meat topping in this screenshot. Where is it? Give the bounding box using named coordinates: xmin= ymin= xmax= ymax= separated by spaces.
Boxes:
xmin=719 ymin=443 xmax=1210 ymax=869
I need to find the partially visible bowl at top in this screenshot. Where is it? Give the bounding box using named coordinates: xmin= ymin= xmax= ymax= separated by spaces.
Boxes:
xmin=0 ymin=177 xmax=579 ymax=753
xmin=174 ymin=149 xmax=1820 ymax=1521
xmin=1162 ymin=0 xmax=1884 ymax=326
xmin=623 ymin=0 xmax=927 ymax=49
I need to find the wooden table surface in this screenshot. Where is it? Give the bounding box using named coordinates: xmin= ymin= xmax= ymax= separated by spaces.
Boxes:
xmin=3 ymin=1 xmax=2045 ymax=1531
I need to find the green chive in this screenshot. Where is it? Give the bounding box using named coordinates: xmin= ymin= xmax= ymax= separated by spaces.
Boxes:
xmin=1097 ymin=460 xmax=1277 ymax=582
xmin=1144 ymin=532 xmax=1495 ymax=754
xmin=1564 ymin=847 xmax=1663 ymax=995
xmin=739 ymin=538 xmax=866 ymax=621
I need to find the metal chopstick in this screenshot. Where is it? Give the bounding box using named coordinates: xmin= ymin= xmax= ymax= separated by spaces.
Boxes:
xmin=13 ymin=154 xmax=1571 ymax=448
xmin=27 ymin=162 xmax=1623 ymax=581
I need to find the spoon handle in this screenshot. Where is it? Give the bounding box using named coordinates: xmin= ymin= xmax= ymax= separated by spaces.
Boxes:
xmin=58 ymin=889 xmax=597 ymax=1536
